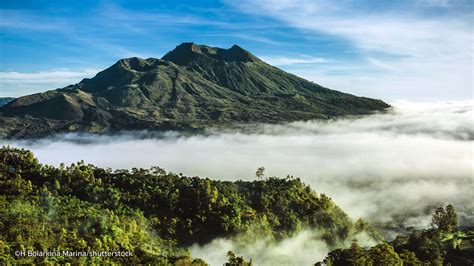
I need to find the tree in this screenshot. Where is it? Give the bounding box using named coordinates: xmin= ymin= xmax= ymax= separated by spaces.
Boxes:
xmin=225 ymin=251 xmax=252 ymax=266
xmin=255 ymin=167 xmax=265 ymax=179
xmin=369 ymin=243 xmax=403 ymax=265
xmin=398 ymin=250 xmax=421 ymax=266
xmin=432 ymin=207 xmax=447 ymax=231
xmin=445 ymin=204 xmax=457 ymax=232
xmin=431 ymin=205 xmax=457 ymax=232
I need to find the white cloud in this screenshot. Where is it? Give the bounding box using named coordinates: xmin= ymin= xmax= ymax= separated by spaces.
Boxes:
xmin=0 ymin=69 xmax=99 ymax=96
xmin=226 ymin=0 xmax=471 ymax=57
xmin=190 ymin=229 xmax=333 ymax=265
xmin=97 ymin=3 xmax=233 ymax=29
xmin=190 ymin=229 xmax=376 ymax=265
xmin=260 ymin=55 xmax=328 ymax=65
xmin=224 ymin=0 xmax=473 ymax=101
xmin=0 ymin=69 xmax=98 ymax=82
xmin=0 ymin=10 xmax=71 ymax=32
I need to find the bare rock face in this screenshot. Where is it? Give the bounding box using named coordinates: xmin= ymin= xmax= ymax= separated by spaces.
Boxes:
xmin=0 ymin=43 xmax=390 ymax=138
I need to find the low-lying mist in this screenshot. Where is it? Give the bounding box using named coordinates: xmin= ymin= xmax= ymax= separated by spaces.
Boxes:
xmin=189 ymin=229 xmax=376 ymax=266
xmin=2 ymin=101 xmax=473 ymax=264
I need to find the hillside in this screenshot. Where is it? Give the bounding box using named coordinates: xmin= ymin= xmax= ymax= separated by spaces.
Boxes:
xmin=0 ymin=97 xmax=15 ymax=107
xmin=317 ymin=205 xmax=474 ymax=265
xmin=0 ymin=146 xmax=375 ymax=264
xmin=0 ymin=43 xmax=389 ymax=138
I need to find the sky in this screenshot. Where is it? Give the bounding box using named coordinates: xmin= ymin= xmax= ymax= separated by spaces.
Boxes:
xmin=0 ymin=0 xmax=472 ymax=100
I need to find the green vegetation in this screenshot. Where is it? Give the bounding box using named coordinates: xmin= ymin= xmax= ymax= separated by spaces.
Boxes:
xmin=0 ymin=43 xmax=389 ymax=138
xmin=317 ymin=205 xmax=474 ymax=265
xmin=225 ymin=251 xmax=252 ymax=266
xmin=0 ymin=146 xmax=372 ymax=264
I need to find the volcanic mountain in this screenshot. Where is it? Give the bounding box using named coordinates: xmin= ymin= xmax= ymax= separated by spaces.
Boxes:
xmin=0 ymin=42 xmax=389 ymax=138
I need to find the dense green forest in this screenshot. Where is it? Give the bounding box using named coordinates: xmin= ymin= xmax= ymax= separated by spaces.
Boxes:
xmin=2 ymin=146 xmax=472 ymax=265
xmin=0 ymin=146 xmax=373 ymax=264
xmin=317 ymin=205 xmax=474 ymax=265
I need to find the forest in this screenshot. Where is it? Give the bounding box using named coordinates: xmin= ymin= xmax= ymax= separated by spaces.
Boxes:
xmin=317 ymin=204 xmax=474 ymax=265
xmin=0 ymin=146 xmax=373 ymax=264
xmin=1 ymin=146 xmax=472 ymax=265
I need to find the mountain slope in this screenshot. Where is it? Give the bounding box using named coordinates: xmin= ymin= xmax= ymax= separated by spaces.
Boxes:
xmin=0 ymin=97 xmax=15 ymax=107
xmin=1 ymin=146 xmax=376 ymax=264
xmin=0 ymin=43 xmax=389 ymax=138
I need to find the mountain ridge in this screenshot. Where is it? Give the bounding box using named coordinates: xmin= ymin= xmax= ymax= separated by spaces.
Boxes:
xmin=0 ymin=97 xmax=15 ymax=107
xmin=0 ymin=42 xmax=390 ymax=138
xmin=162 ymin=42 xmax=259 ymax=64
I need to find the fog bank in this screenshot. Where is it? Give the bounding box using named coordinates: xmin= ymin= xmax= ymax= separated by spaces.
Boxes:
xmin=189 ymin=230 xmax=376 ymax=265
xmin=2 ymin=101 xmax=473 ymax=263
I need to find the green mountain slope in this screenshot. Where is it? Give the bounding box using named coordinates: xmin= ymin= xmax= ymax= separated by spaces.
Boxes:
xmin=317 ymin=205 xmax=474 ymax=266
xmin=0 ymin=146 xmax=375 ymax=264
xmin=0 ymin=43 xmax=389 ymax=138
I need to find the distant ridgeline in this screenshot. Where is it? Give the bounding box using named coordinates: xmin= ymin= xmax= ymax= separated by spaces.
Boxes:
xmin=0 ymin=43 xmax=389 ymax=138
xmin=0 ymin=146 xmax=376 ymax=264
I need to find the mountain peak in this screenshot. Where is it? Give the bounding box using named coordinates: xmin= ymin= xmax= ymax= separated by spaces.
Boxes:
xmin=162 ymin=42 xmax=258 ymax=65
xmin=0 ymin=41 xmax=390 ymax=139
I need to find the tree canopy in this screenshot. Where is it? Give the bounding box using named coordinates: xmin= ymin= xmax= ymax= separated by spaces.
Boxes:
xmin=0 ymin=146 xmax=371 ymax=264
xmin=318 ymin=205 xmax=473 ymax=265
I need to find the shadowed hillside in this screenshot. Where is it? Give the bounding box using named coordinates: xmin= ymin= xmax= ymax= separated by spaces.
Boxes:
xmin=0 ymin=98 xmax=15 ymax=107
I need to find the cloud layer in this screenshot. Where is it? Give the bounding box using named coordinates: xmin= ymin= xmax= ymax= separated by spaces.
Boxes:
xmin=4 ymin=101 xmax=472 ymax=227
xmin=189 ymin=229 xmax=376 ymax=265
xmin=190 ymin=230 xmax=330 ymax=265
xmin=2 ymin=101 xmax=473 ymax=264
xmin=0 ymin=69 xmax=99 ymax=96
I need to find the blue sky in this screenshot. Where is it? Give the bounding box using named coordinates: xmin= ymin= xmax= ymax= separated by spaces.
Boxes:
xmin=0 ymin=0 xmax=472 ymax=101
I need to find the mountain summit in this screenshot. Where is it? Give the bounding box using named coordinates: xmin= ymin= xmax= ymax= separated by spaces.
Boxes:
xmin=162 ymin=42 xmax=258 ymax=64
xmin=0 ymin=43 xmax=389 ymax=138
